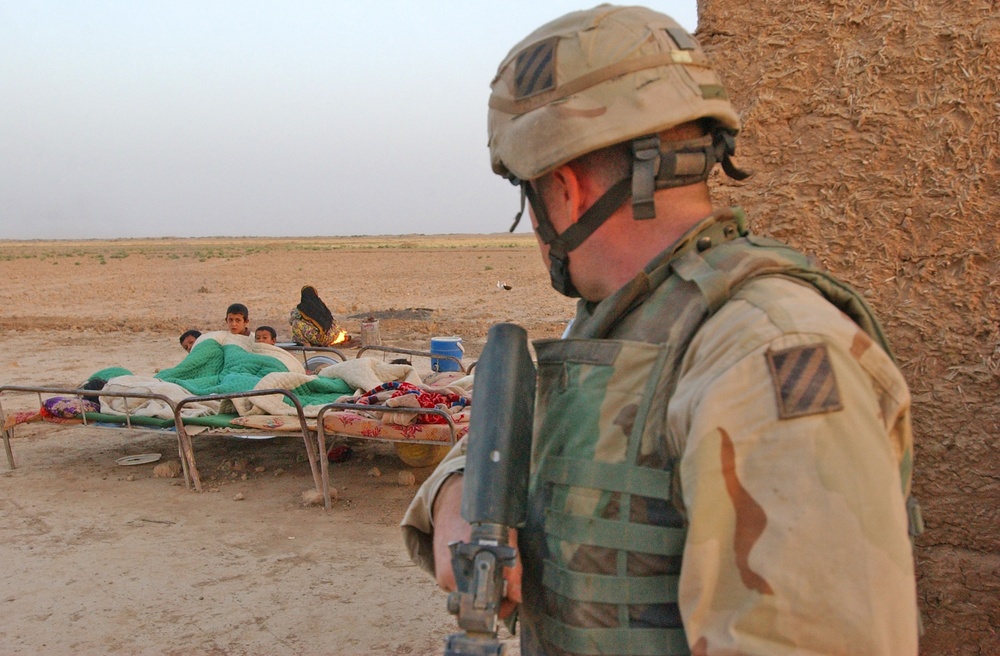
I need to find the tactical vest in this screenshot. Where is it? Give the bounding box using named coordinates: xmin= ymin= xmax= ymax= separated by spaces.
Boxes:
xmin=518 ymin=209 xmax=896 ymax=656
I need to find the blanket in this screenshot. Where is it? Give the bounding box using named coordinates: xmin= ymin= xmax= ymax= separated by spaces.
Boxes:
xmin=92 ymin=333 xmax=471 ymax=423
xmin=100 ymin=332 xmax=306 ymax=419
xmin=230 ymin=372 xmax=352 ymax=417
xmin=316 ymin=357 xmax=422 ymax=393
xmin=95 ymin=332 xmax=394 ymax=420
xmin=155 ymin=332 xmax=303 ymax=394
xmin=101 ymin=375 xmax=226 ymax=417
xmin=228 ymin=360 xmax=459 ymax=418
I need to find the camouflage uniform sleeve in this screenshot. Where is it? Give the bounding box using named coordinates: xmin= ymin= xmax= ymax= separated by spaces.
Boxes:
xmin=400 ymin=437 xmax=468 ymax=576
xmin=669 ymin=277 xmax=918 ymax=655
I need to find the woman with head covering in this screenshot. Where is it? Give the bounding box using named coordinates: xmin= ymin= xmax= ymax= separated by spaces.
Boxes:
xmin=289 ymin=285 xmax=349 ymax=347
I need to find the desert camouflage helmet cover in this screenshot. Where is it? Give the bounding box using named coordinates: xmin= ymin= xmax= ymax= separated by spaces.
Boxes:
xmin=488 ymin=4 xmax=741 ymax=182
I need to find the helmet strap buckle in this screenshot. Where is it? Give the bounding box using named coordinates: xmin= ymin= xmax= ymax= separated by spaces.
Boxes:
xmin=508 ymin=177 xmax=527 ymax=232
xmin=630 ymin=135 xmax=661 ymax=220
xmin=547 ymin=240 xmax=579 ymax=298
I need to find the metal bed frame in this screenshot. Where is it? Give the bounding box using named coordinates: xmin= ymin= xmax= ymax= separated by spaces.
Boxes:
xmin=1 ymin=343 xmax=469 ymax=511
xmin=0 ymin=385 xmax=324 ymax=502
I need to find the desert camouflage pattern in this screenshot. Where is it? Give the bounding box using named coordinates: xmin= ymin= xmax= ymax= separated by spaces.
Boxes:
xmin=488 ymin=4 xmax=741 ymax=182
xmin=402 ymin=208 xmax=918 ymax=655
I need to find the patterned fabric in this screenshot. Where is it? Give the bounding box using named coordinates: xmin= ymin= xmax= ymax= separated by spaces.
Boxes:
xmin=41 ymin=396 xmax=100 ymax=418
xmin=527 ymin=338 xmax=687 ymax=654
xmin=323 ymin=410 xmax=469 ymax=443
xmin=290 ymin=308 xmax=345 ymax=347
xmin=355 ymin=381 xmax=469 ymax=425
xmin=3 ymin=410 xmax=42 ymax=430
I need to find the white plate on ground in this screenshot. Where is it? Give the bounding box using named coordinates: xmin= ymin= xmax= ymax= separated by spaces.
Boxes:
xmin=116 ymin=453 xmax=162 ymax=466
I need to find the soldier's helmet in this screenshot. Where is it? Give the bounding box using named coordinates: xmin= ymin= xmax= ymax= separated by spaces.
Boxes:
xmin=488 ymin=4 xmax=741 ymax=183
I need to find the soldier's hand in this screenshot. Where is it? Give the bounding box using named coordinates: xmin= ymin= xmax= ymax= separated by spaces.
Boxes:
xmin=432 ymin=473 xmax=523 ymax=618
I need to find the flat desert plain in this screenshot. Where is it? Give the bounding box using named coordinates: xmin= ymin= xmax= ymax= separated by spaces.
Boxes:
xmin=0 ymin=235 xmax=577 ymax=655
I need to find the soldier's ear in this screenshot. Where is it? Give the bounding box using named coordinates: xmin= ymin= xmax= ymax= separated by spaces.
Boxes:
xmin=549 ymin=164 xmax=587 ymax=226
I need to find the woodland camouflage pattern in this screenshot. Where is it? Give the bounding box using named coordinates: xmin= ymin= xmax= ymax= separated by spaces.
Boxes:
xmin=403 ymin=209 xmax=918 ymax=655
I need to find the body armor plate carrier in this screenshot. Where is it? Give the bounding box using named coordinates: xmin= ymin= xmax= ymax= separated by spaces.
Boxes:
xmin=519 ymin=209 xmax=896 ymax=656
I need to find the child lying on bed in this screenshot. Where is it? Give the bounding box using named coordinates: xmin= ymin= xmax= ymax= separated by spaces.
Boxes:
xmin=254 ymin=326 xmax=277 ymax=345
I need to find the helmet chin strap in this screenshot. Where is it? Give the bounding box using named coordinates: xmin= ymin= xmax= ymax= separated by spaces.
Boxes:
xmin=524 ymin=177 xmax=632 ymax=298
xmin=508 ymin=127 xmax=750 ymax=299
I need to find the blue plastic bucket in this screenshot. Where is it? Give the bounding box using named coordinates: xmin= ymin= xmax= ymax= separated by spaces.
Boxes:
xmin=430 ymin=336 xmax=464 ymax=372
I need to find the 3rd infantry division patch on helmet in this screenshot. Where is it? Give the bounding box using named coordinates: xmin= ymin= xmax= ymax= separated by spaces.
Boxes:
xmin=487 ymin=4 xmax=742 ymax=183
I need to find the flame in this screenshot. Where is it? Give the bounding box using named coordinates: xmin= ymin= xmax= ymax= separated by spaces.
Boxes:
xmin=331 ymin=330 xmax=349 ymax=345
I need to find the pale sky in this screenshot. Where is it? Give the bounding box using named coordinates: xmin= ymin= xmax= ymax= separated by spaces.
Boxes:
xmin=0 ymin=2 xmax=698 ymax=240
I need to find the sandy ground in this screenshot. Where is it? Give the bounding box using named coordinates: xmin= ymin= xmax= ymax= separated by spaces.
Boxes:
xmin=0 ymin=235 xmax=577 ymax=655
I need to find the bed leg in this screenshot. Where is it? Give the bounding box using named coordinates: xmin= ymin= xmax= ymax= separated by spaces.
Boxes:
xmin=176 ymin=434 xmax=192 ymax=489
xmin=3 ymin=427 xmax=14 ymax=469
xmin=316 ymin=428 xmax=331 ymax=511
xmin=176 ymin=426 xmax=202 ymax=492
xmin=301 ymin=429 xmax=323 ymax=505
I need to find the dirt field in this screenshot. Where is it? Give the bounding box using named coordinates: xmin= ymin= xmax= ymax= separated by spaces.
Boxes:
xmin=0 ymin=235 xmax=576 ymax=655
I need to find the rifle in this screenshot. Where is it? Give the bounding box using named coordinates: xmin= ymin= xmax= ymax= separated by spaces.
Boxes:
xmin=444 ymin=323 xmax=535 ymax=656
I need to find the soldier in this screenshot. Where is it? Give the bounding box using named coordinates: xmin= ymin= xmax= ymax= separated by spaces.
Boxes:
xmin=403 ymin=5 xmax=919 ymax=655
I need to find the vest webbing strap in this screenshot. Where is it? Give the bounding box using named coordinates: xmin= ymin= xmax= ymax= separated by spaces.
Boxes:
xmin=543 ymin=559 xmax=680 ymax=604
xmin=545 ymin=509 xmax=686 ymax=556
xmin=670 ymin=250 xmax=731 ymax=313
xmin=540 ymin=456 xmax=673 ymax=500
xmin=542 ymin=616 xmax=690 ymax=656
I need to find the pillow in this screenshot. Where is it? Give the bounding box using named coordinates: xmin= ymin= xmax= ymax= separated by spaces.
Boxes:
xmin=42 ymin=396 xmax=100 ymax=419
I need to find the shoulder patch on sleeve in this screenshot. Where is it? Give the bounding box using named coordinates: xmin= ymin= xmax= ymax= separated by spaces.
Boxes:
xmin=765 ymin=344 xmax=843 ymax=419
